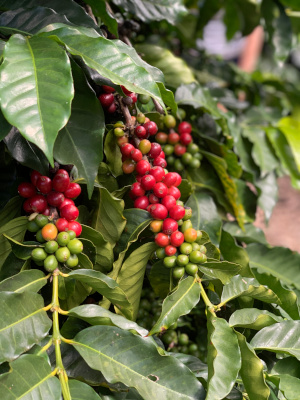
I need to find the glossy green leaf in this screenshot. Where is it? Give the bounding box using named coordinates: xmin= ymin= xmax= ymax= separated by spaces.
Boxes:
xmin=272 ymin=356 xmax=300 ymax=378
xmin=223 ymin=222 xmax=268 ymax=245
xmin=84 ymin=0 xmax=118 ymax=36
xmin=149 ymin=276 xmax=201 ymax=335
xmin=54 ymin=60 xmax=104 ymax=198
xmin=0 ymin=291 xmax=52 ymax=362
xmin=206 ymin=314 xmax=241 ymax=400
xmin=92 ymin=187 xmax=126 ymax=246
xmin=69 ymin=304 xmax=148 ymax=336
xmin=59 ymin=280 xmax=91 ymax=311
xmin=148 ymin=260 xmax=171 ymax=299
xmin=104 ymin=130 xmax=123 ymax=177
xmin=256 ymin=172 xmax=278 ymax=221
xmin=4 ymin=235 xmax=41 ymax=259
xmin=69 ymin=379 xmax=102 ymax=400
xmin=274 ymin=374 xmax=300 ymax=400
xmin=0 ymin=354 xmax=61 ymax=399
xmin=229 ymin=308 xmax=283 ymax=330
xmin=186 ymin=191 xmax=222 ymax=246
xmin=0 ymin=251 xmax=27 ymax=281
xmin=72 ymin=325 xmax=205 ymax=400
xmin=0 ymin=34 xmax=73 ymax=164
xmin=68 ymin=269 xmax=133 ymax=319
xmin=0 ymin=270 xmax=48 ymax=293
xmin=235 ymin=331 xmax=270 ymax=400
xmin=112 ymin=0 xmax=187 ymax=25
xmin=0 ymin=196 xmax=22 ymax=226
xmin=251 ymin=321 xmax=300 ymax=359
xmin=221 ymin=275 xmax=280 ymax=305
xmin=116 ymin=242 xmax=157 ymax=320
xmin=278 ymin=117 xmax=300 ymax=173
xmin=0 ymin=216 xmax=27 ymax=271
xmin=200 ymin=261 xmax=241 ymax=284
xmin=247 ymin=243 xmax=300 ymax=289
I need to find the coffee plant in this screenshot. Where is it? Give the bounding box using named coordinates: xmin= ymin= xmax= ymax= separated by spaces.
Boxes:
xmin=1 ymin=1 xmax=300 ymax=399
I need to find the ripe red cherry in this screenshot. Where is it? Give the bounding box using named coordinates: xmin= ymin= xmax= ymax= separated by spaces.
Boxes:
xmin=18 ymin=182 xmax=36 ymax=198
xmin=149 ymin=166 xmax=165 ymax=182
xmin=64 ymin=182 xmax=81 ymax=199
xmin=153 ymin=157 xmax=167 ymax=168
xmin=52 ymin=169 xmax=70 ymax=193
xmin=130 ymin=149 xmax=143 ymax=162
xmin=99 ymin=93 xmax=114 ymax=107
xmin=107 ymin=102 xmax=116 ymax=113
xmin=162 ymin=218 xmax=178 ymax=235
xmin=102 ymin=85 xmax=115 ymax=93
xmin=178 ymin=121 xmax=192 ymax=135
xmin=170 ymin=231 xmax=184 ymax=247
xmin=148 ymin=143 xmax=162 ymax=159
xmin=159 ymin=151 xmax=165 ymax=159
xmin=143 ymin=121 xmax=158 ymax=136
xmin=121 ymin=85 xmax=132 ymax=96
xmin=168 ymin=132 xmax=180 ymax=144
xmin=149 ymin=204 xmax=168 ymax=220
xmin=163 ymin=172 xmax=177 ymax=187
xmin=47 ymin=191 xmax=65 ymax=207
xmin=136 ymin=175 xmax=143 ymax=183
xmin=173 ymin=173 xmax=182 ymax=187
xmin=60 ymin=204 xmax=79 ymax=221
xmin=68 ymin=221 xmax=82 ymax=237
xmin=36 ymin=176 xmax=52 ymax=194
xmin=168 ymin=186 xmax=181 ymax=200
xmin=55 ymin=218 xmax=69 ymax=232
xmin=130 ymin=182 xmax=145 ymax=198
xmin=155 ymin=132 xmax=168 ymax=144
xmin=23 ymin=198 xmax=33 ymax=213
xmin=155 ymin=232 xmax=170 ymax=248
xmin=129 ymin=93 xmax=137 ymax=103
xmin=43 ymin=207 xmax=50 ymax=216
xmin=149 ymin=193 xmax=160 ymax=204
xmin=121 ymin=143 xmax=135 ymax=158
xmin=29 ymin=195 xmax=48 ymax=213
xmin=141 ymin=175 xmax=156 ymax=191
xmin=153 ymin=182 xmax=168 ymax=198
xmin=165 ymin=245 xmax=177 ymax=256
xmin=134 ymin=196 xmax=149 ymax=210
xmin=180 ymin=133 xmax=193 ymax=146
xmin=169 ymin=205 xmax=186 ymax=220
xmin=30 ymin=170 xmax=41 ymax=186
xmin=136 ymin=160 xmax=151 ymax=176
xmin=135 ymin=125 xmax=148 ymax=139
xmin=174 ymin=144 xmax=187 ymax=157
xmin=122 ymin=159 xmax=136 ymax=174
xmin=59 ymin=198 xmax=75 ymax=210
xmin=161 ymin=195 xmax=177 ymax=210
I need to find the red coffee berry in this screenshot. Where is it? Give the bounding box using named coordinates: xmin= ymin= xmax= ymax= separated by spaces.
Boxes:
xmin=174 ymin=144 xmax=187 ymax=157
xmin=102 ymin=85 xmax=115 ymax=93
xmin=165 ymin=245 xmax=177 ymax=256
xmin=60 ymin=204 xmax=79 ymax=221
xmin=162 ymin=218 xmax=178 ymax=235
xmin=138 ymin=139 xmax=151 ymax=154
xmin=159 ymin=151 xmax=165 ymax=159
xmin=36 ymin=176 xmax=52 ymax=194
xmin=144 ymin=121 xmax=158 ymax=136
xmin=23 ymin=198 xmax=33 ymax=213
xmin=18 ymin=182 xmax=36 ymax=198
xmin=117 ymin=136 xmax=128 ymax=146
xmin=99 ymin=93 xmax=114 ymax=107
xmin=149 ymin=204 xmax=168 ymax=220
xmin=107 ymin=102 xmax=116 ymax=113
xmin=178 ymin=121 xmax=192 ymax=135
xmin=130 ymin=182 xmax=145 ymax=198
xmin=153 ymin=182 xmax=168 ymax=198
xmin=64 ymin=182 xmax=81 ymax=199
xmin=170 ymin=231 xmax=184 ymax=247
xmin=68 ymin=221 xmax=82 ymax=237
xmin=130 ymin=149 xmax=143 ymax=163
xmin=149 ymin=166 xmax=165 ymax=182
xmin=30 ymin=170 xmax=41 ymax=186
xmin=122 ymin=159 xmax=136 ymax=174
xmin=148 ymin=143 xmax=162 ymax=159
xmin=43 ymin=207 xmax=50 ymax=216
xmin=129 ymin=93 xmax=137 ymax=103
xmin=135 ymin=125 xmax=148 ymax=139
xmin=136 ymin=175 xmax=143 ymax=183
xmin=163 ymin=172 xmax=177 ymax=187
xmin=52 ymin=169 xmax=70 ymax=193
xmin=168 ymin=186 xmax=181 ymax=200
xmin=161 ymin=195 xmax=177 ymax=210
xmin=59 ymin=198 xmax=75 ymax=210
xmin=173 ymin=172 xmax=182 ymax=187
xmin=29 ymin=195 xmax=48 ymax=213
xmin=153 ymin=157 xmax=167 ymax=168
xmin=169 ymin=205 xmax=186 ymax=220
xmin=136 ymin=160 xmax=151 ymax=175
xmin=121 ymin=143 xmax=135 ymax=158
xmin=47 ymin=191 xmax=65 ymax=207
xmin=134 ymin=196 xmax=150 ymax=210
xmin=155 ymin=132 xmax=168 ymax=144
xmin=149 ymin=193 xmax=160 ymax=204
xmin=180 ymin=133 xmax=193 ymax=146
xmin=141 ymin=175 xmax=156 ymax=191
xmin=155 ymin=232 xmax=170 ymax=248
xmin=56 ymin=218 xmax=69 ymax=232
xmin=121 ymin=85 xmax=132 ymax=96
xmin=168 ymin=132 xmax=180 ymax=144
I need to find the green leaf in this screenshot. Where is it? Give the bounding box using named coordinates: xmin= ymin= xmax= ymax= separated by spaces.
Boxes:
xmin=68 ymin=269 xmax=133 ymax=319
xmin=69 ymin=304 xmax=148 ymax=336
xmin=223 ymin=222 xmax=268 ymax=245
xmin=148 ymin=260 xmax=171 ymax=299
xmin=229 ymin=309 xmax=283 ymax=330
xmin=104 ymin=130 xmax=123 ymax=177
xmin=186 ymin=192 xmax=222 ymax=246
xmin=256 ymin=172 xmax=278 ymax=221
xmin=149 ymin=276 xmax=201 ymax=335
xmin=59 ymin=280 xmax=91 ymax=311
xmin=0 ymin=251 xmax=27 ymax=281
xmin=42 ymin=25 xmax=165 ymax=109
xmin=0 ymin=108 xmax=11 ymax=141
xmin=247 ymin=243 xmax=300 ymax=289
xmin=3 ymin=235 xmax=41 ymax=259
xmin=0 ymin=34 xmax=74 ymax=164
xmin=0 ymin=270 xmax=48 ymax=293
xmin=272 ymin=374 xmax=300 ymax=400
xmin=272 ymin=356 xmax=300 ymax=378
xmin=200 ymin=261 xmax=241 ymax=284
xmin=116 ymin=242 xmax=157 ymax=320
xmin=112 ymin=0 xmax=187 ymax=25
xmin=84 ymin=0 xmax=118 ymax=37
xmin=54 ymin=60 xmax=104 ymax=198
xmin=206 ymin=314 xmax=241 ymax=400
xmin=278 ymin=117 xmax=300 ymax=173
xmin=0 ymin=216 xmax=28 ymax=271
xmin=0 ymin=291 xmax=52 ymax=362
xmin=0 ymin=196 xmax=22 ymax=226
xmin=0 ymin=354 xmax=61 ymax=399
xmin=72 ymin=325 xmax=205 ymax=400
xmin=69 ymin=379 xmax=102 ymax=400
xmin=251 ymin=321 xmax=300 ymax=360
xmin=221 ymin=275 xmax=280 ymax=305
xmin=235 ymin=331 xmax=270 ymax=400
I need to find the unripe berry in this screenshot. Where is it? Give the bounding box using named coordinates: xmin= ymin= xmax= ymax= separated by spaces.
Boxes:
xmin=182 ymin=152 xmax=193 ymax=165
xmin=136 ymin=112 xmax=146 ymax=124
xmin=184 ymin=228 xmax=198 ymax=243
xmin=150 ymin=220 xmax=163 ymax=233
xmin=138 ymin=139 xmax=151 ymax=154
xmin=162 ymin=218 xmax=178 ymax=235
xmin=155 ymin=132 xmax=168 ymax=144
xmin=117 ymin=136 xmax=128 ymax=146
xmin=122 ymin=159 xmax=136 ymax=174
xmin=134 ymin=196 xmax=149 ymax=210
xmin=164 ymin=114 xmax=176 ymax=128
xmin=114 ymin=127 xmax=124 ymax=137
xmin=155 ymin=232 xmax=170 ymax=248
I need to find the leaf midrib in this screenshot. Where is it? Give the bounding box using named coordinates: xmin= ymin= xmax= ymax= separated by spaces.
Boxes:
xmin=249 ymin=259 xmax=295 ymax=286
xmin=0 ymin=308 xmax=44 ymax=333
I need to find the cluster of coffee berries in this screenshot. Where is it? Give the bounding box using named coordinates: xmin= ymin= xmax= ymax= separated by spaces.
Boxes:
xmin=98 ymin=85 xmax=137 ymax=114
xmin=156 ymin=117 xmax=202 ymax=173
xmin=18 ymin=169 xmax=82 ymax=236
xmin=28 ymin=215 xmax=83 ymax=272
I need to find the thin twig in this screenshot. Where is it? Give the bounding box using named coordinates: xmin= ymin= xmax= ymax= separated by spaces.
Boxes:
xmin=84 ymin=4 xmax=98 ymax=25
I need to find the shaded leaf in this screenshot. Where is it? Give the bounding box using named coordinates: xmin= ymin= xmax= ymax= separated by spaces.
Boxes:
xmin=229 ymin=309 xmax=283 ymax=330
xmin=278 ymin=117 xmax=300 ymax=173
xmin=0 ymin=251 xmax=27 ymax=281
xmin=223 ymin=222 xmax=268 ymax=245
xmin=104 ymin=130 xmax=123 ymax=177
xmin=0 ymin=196 xmax=22 ymax=226
xmin=256 ymin=172 xmax=278 ymax=221
xmin=69 ymin=379 xmax=102 ymax=400
xmin=4 ymin=235 xmax=40 ymax=259
xmin=148 ymin=260 xmax=171 ymax=299
xmin=85 ymin=0 xmax=118 ymax=37
xmin=199 ymin=261 xmax=241 ymax=284
xmin=0 ymin=270 xmax=48 ymax=293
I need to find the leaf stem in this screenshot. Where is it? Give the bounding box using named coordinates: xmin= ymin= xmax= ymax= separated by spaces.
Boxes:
xmin=198 ymin=278 xmax=216 ymax=316
xmin=37 ymin=337 xmax=53 ymax=355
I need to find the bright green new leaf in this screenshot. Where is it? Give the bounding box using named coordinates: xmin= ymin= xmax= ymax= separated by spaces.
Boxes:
xmin=0 ymin=270 xmax=48 ymax=293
